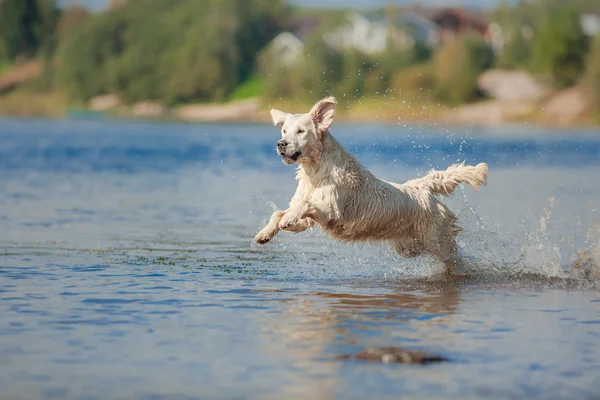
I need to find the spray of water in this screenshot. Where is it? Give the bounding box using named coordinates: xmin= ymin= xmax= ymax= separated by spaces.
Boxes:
xmin=449 ymin=192 xmax=599 ymax=285
xmin=252 ymin=180 xmax=598 ymax=288
xmin=250 ymin=196 xmax=600 ymax=291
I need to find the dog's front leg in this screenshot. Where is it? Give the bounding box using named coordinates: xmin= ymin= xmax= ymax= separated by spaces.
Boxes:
xmin=254 ymin=209 xmax=287 ymax=244
xmin=281 ymin=217 xmax=315 ymax=233
xmin=278 ymin=202 xmax=319 ymax=232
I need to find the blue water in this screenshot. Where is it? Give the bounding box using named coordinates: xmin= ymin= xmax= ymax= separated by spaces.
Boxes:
xmin=1 ymin=118 xmax=599 ymax=399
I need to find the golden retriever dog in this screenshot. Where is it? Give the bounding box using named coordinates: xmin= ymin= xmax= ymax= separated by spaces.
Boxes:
xmin=254 ymin=96 xmax=488 ymax=275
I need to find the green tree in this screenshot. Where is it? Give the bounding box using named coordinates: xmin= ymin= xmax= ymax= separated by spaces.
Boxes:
xmin=336 ymin=49 xmax=368 ymax=99
xmin=57 ymin=5 xmax=89 ymax=38
xmin=293 ymin=35 xmax=344 ymax=101
xmin=0 ymin=0 xmax=40 ymax=60
xmin=235 ymin=0 xmax=286 ymax=85
xmin=391 ymin=63 xmax=434 ymax=95
xmin=258 ymin=47 xmax=293 ymax=99
xmin=530 ymin=7 xmax=589 ymax=88
xmin=432 ymin=35 xmax=493 ymax=105
xmin=0 ymin=0 xmax=58 ymax=60
xmin=55 ymin=0 xmax=286 ymax=104
xmin=260 ymin=29 xmax=344 ymax=102
xmin=35 ymin=0 xmax=60 ymax=59
xmin=56 ymin=11 xmax=128 ymax=100
xmin=260 ymin=21 xmax=430 ymax=103
xmin=490 ymin=0 xmax=537 ymax=69
xmin=498 ymin=26 xmax=532 ymax=69
xmin=584 ymin=35 xmax=600 ymax=120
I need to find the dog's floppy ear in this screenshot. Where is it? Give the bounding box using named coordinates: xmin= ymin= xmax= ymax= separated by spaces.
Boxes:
xmin=270 ymin=109 xmax=288 ymax=127
xmin=309 ymin=96 xmax=336 ymax=133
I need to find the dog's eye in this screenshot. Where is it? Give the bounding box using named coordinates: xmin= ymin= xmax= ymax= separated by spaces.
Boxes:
xmin=297 ymin=129 xmax=305 ymax=134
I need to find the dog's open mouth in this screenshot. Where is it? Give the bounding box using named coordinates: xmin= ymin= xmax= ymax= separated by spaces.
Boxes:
xmin=280 ymin=151 xmax=301 ymax=164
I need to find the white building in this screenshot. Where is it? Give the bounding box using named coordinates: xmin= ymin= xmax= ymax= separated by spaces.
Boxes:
xmin=266 ymin=32 xmax=305 ymax=66
xmin=323 ymin=13 xmax=389 ymax=54
xmin=581 ymin=12 xmax=600 ymax=37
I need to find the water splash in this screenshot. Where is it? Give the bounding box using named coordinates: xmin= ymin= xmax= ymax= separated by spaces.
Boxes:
xmin=453 ymin=193 xmax=599 ymax=286
xmin=250 ymin=192 xmax=599 ymax=287
xmin=570 ymin=220 xmax=600 ymax=281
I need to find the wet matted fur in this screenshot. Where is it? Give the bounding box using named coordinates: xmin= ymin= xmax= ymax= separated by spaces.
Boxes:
xmin=254 ymin=97 xmax=488 ymax=274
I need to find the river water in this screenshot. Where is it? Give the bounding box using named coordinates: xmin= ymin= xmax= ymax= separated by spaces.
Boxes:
xmin=1 ymin=118 xmax=599 ymax=399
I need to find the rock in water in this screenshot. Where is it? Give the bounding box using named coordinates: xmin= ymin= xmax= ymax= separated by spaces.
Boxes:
xmin=339 ymin=347 xmax=446 ymax=364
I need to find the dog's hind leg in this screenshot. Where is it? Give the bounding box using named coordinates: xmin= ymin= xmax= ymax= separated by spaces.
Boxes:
xmin=425 ymin=225 xmax=462 ymax=276
xmin=393 ymin=238 xmax=425 ymax=258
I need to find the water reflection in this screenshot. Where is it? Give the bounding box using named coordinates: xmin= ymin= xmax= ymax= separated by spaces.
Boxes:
xmin=260 ymin=288 xmax=460 ymax=399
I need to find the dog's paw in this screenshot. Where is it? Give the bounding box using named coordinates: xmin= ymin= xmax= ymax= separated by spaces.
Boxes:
xmin=278 ymin=214 xmax=299 ymax=231
xmin=254 ymin=229 xmax=274 ymax=245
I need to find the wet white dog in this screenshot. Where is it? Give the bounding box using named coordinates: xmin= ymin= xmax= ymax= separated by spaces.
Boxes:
xmin=254 ymin=97 xmax=488 ymax=275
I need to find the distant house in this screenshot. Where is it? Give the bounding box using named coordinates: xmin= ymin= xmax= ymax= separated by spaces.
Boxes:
xmin=264 ymin=16 xmax=320 ymax=66
xmin=395 ymin=7 xmax=502 ymax=52
xmin=322 ymin=11 xmax=441 ymax=54
xmin=430 ymin=8 xmax=489 ymax=41
xmin=265 ymin=7 xmax=502 ymax=62
xmin=109 ymin=0 xmax=126 ymax=9
xmin=267 ymin=32 xmax=304 ymax=66
xmin=394 ymin=10 xmax=441 ymax=48
xmin=323 ymin=13 xmax=389 ymax=54
xmin=266 ymin=12 xmax=399 ymax=59
xmin=581 ymin=12 xmax=600 ymax=37
xmin=426 ymin=8 xmax=505 ymax=53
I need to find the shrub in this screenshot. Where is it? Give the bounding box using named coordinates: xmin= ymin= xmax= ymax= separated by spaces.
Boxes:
xmin=530 ymin=7 xmax=589 ymax=88
xmin=228 ymin=75 xmax=263 ymax=101
xmin=260 ymin=34 xmax=344 ymax=102
xmin=390 ymin=63 xmax=434 ymax=95
xmin=584 ymin=35 xmax=600 ymax=120
xmin=432 ymin=35 xmax=494 ymax=105
xmin=56 ymin=5 xmax=89 ymax=38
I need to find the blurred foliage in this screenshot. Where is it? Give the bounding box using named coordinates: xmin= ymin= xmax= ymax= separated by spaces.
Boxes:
xmin=530 ymin=7 xmax=589 ymax=89
xmin=228 ymin=74 xmax=263 ymax=101
xmin=56 ymin=5 xmax=89 ymax=38
xmin=432 ymin=35 xmax=493 ymax=105
xmin=0 ymin=0 xmax=59 ymax=61
xmin=390 ymin=63 xmax=434 ymax=96
xmin=259 ymin=32 xmax=344 ymax=102
xmin=55 ymin=0 xmax=286 ymax=103
xmin=492 ymin=0 xmax=594 ymax=89
xmin=1 ymin=0 xmax=599 ymax=114
xmin=585 ymin=36 xmax=600 ymax=120
xmin=0 ymin=87 xmax=68 ymax=116
xmin=260 ymin=21 xmax=429 ymax=104
xmin=496 ymin=24 xmax=532 ymax=69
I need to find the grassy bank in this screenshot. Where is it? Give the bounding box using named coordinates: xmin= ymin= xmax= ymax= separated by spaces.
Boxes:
xmin=0 ymin=89 xmax=69 ymax=117
xmin=0 ymin=89 xmax=597 ymax=128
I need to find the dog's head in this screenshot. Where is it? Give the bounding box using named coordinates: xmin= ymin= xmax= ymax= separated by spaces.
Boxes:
xmin=270 ymin=96 xmax=336 ymax=165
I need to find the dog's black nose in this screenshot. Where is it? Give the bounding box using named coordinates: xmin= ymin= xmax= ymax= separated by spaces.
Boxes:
xmin=277 ymin=140 xmax=287 ymax=149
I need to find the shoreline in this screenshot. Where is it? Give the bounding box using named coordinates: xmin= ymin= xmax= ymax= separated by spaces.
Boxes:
xmin=1 ymin=94 xmax=598 ymax=129
xmin=3 ymin=113 xmax=599 ymax=133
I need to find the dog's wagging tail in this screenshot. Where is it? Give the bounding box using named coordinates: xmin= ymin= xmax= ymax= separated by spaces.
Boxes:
xmin=254 ymin=96 xmax=488 ymax=275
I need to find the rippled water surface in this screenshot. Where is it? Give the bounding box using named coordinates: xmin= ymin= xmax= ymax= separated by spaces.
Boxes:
xmin=1 ymin=118 xmax=600 ymax=399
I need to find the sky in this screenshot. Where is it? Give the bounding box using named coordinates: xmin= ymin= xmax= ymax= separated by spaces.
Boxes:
xmin=58 ymin=0 xmax=505 ymax=11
